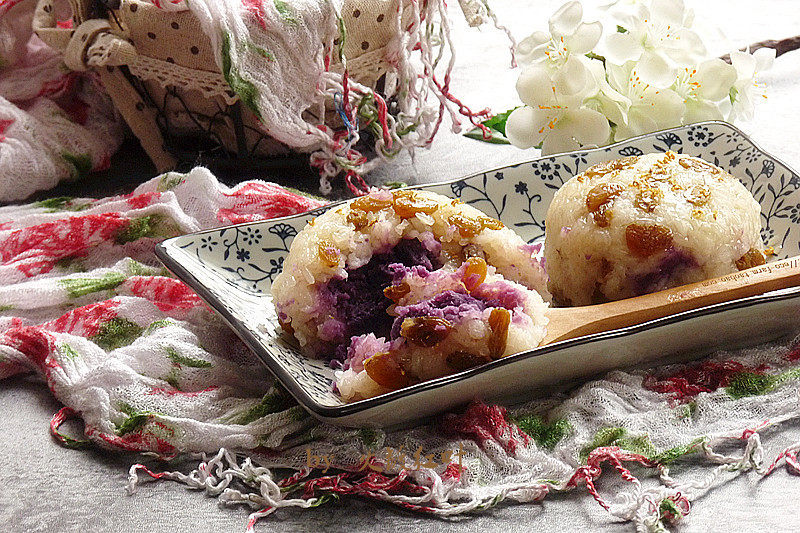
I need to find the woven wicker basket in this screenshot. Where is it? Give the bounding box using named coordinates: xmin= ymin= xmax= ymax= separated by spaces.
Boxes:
xmin=33 ymin=0 xmax=404 ymax=173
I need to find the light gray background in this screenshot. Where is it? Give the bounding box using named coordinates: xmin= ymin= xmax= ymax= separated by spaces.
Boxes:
xmin=4 ymin=1 xmax=800 ymax=531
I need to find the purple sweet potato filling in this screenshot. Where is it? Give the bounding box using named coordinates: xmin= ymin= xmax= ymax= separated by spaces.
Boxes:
xmin=632 ymin=247 xmax=698 ymax=295
xmin=472 ymin=281 xmax=525 ymax=311
xmin=324 ymin=238 xmax=441 ymax=364
xmin=340 ymin=334 xmax=398 ymax=372
xmin=390 ymin=289 xmax=486 ymax=340
xmin=389 ymin=262 xmax=431 ymax=283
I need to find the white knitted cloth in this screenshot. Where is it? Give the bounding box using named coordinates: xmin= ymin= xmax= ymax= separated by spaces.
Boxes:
xmin=0 ymin=0 xmax=123 ymax=202
xmin=127 ymin=0 xmax=503 ymax=194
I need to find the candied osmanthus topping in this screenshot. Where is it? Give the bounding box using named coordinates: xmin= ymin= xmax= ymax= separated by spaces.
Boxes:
xmin=685 ymin=184 xmax=711 ymax=206
xmin=634 ymin=186 xmax=663 ymax=213
xmin=679 ymin=156 xmax=721 ymax=174
xmin=583 ymin=156 xmax=637 ymax=179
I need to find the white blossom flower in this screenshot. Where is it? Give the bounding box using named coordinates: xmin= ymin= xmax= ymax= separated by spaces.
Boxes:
xmin=506 ymin=103 xmax=611 ymax=154
xmin=517 ymin=1 xmax=602 ymax=68
xmin=671 ymin=58 xmax=737 ymax=123
xmin=605 ymin=60 xmax=685 ymax=140
xmin=604 ymin=0 xmax=706 ymax=67
xmin=727 ymin=47 xmax=776 ymax=121
xmin=507 ymin=62 xmax=610 ymax=154
xmin=583 ymin=58 xmax=631 ymax=128
xmin=501 ymin=0 xmax=773 ymax=153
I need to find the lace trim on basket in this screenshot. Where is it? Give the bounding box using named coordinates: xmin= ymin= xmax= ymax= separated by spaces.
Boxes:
xmin=86 ymin=33 xmax=239 ymax=104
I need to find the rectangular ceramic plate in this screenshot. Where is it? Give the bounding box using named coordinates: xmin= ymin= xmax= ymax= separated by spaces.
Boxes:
xmin=156 ymin=121 xmax=800 ymax=428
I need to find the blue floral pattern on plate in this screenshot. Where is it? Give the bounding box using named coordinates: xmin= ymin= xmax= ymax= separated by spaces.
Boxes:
xmin=156 ymin=122 xmax=800 ymax=423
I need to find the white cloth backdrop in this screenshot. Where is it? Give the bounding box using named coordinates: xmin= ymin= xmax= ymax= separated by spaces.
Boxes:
xmin=3 ymin=1 xmax=800 ymax=531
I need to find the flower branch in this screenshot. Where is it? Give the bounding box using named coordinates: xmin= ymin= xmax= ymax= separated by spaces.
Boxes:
xmin=468 ymin=0 xmax=794 ymax=155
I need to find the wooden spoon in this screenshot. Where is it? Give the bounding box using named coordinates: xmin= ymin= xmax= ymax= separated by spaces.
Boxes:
xmin=540 ymin=256 xmax=800 ymax=346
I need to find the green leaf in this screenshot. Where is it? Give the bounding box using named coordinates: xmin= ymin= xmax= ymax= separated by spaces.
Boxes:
xmin=729 ymin=85 xmax=739 ymax=104
xmin=585 ymin=51 xmax=606 ymax=63
xmin=616 ymin=433 xmax=657 ymax=458
xmin=115 ymin=214 xmax=179 ymax=244
xmin=34 ymin=196 xmax=92 ymax=212
xmin=221 ymin=32 xmax=262 ymax=119
xmin=145 ymin=318 xmax=177 ymax=335
xmin=34 ymin=197 xmax=70 ymax=211
xmin=164 ymin=367 xmax=180 ymax=389
xmin=61 ymin=152 xmax=93 ymax=180
xmin=288 ymin=405 xmax=308 ymax=421
xmin=54 ymin=255 xmax=87 ymax=272
xmin=233 ymin=388 xmax=295 ymax=425
xmin=579 ymin=426 xmax=627 ymax=462
xmin=515 ymin=415 xmax=572 ymax=450
xmin=59 ymin=272 xmax=127 ymax=298
xmin=464 ymin=107 xmax=521 ymax=145
xmin=157 ymin=173 xmax=184 ymax=192
xmin=581 ymin=426 xmax=705 ymax=466
xmin=617 ymin=25 xmax=628 ymax=33
xmin=90 ymin=318 xmax=144 ymax=351
xmin=274 ymin=0 xmax=299 ymax=25
xmin=114 ymin=402 xmax=151 ymax=436
xmin=726 ymin=371 xmax=778 ymax=399
xmin=244 ymin=41 xmax=276 ymax=61
xmin=358 ymin=428 xmax=381 ymax=448
xmin=722 ymin=367 xmax=800 ymax=400
xmin=126 ymin=259 xmax=159 ymax=277
xmin=481 ymin=108 xmax=518 ymax=136
xmin=650 ymin=437 xmax=706 ymax=465
xmin=677 ymin=401 xmax=697 ymax=420
xmin=165 ymin=346 xmax=212 ymax=368
xmin=464 ymin=128 xmax=512 ymax=144
xmin=58 ymin=343 xmax=81 ymax=360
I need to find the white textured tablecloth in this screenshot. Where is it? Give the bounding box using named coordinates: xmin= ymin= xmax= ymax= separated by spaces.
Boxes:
xmin=3 ymin=1 xmax=800 ymax=531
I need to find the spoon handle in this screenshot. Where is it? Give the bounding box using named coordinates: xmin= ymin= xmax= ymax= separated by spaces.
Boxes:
xmin=543 ymin=256 xmax=800 ymax=345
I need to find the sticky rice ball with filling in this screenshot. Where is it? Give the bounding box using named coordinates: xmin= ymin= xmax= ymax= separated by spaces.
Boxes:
xmin=335 ymin=257 xmax=549 ymax=402
xmin=271 ymin=189 xmax=550 ymax=362
xmin=544 ymin=151 xmax=765 ymax=306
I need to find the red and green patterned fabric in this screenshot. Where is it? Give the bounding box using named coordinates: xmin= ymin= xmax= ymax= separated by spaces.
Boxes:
xmin=2 ymin=168 xmax=800 ymax=532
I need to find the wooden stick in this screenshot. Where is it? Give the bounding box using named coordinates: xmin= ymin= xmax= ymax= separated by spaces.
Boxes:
xmin=720 ymin=35 xmax=800 ymax=63
xmin=541 ymin=256 xmax=800 ymax=346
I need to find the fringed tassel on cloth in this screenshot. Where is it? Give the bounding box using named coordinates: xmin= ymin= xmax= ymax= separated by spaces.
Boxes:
xmin=126 ymin=412 xmax=800 ymax=533
xmin=308 ymin=0 xmax=515 ymax=194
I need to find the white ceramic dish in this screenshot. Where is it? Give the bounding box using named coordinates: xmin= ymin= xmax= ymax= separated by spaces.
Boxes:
xmin=156 ymin=121 xmax=800 ymax=428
